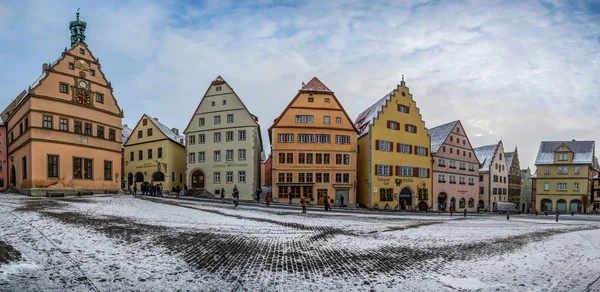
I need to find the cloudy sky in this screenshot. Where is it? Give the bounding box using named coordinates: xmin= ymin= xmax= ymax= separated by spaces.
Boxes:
xmin=1 ymin=0 xmax=599 ymax=169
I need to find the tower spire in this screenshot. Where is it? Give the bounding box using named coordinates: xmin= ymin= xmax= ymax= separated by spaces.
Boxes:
xmin=69 ymin=8 xmax=87 ymax=47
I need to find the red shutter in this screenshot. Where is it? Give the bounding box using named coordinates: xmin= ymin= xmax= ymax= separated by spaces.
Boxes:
xmin=407 ymin=107 xmax=410 ymax=114
xmin=374 ymin=164 xmax=378 ymax=174
xmin=414 ymin=126 xmax=417 ymax=133
xmin=375 ymin=140 xmax=380 ymax=150
xmin=397 ymin=143 xmax=400 ymax=152
xmin=396 ymin=122 xmax=401 ymax=130
xmin=413 ymin=167 xmax=418 ymax=177
xmin=427 ymin=168 xmax=430 ymax=178
xmin=409 ymin=145 xmax=413 ymax=154
xmin=387 ymin=121 xmax=391 ymax=129
xmin=397 ymin=104 xmax=401 ymax=111
xmin=414 ymin=145 xmax=418 ymax=154
xmin=425 ymin=147 xmax=429 ymax=156
xmin=390 ymin=142 xmax=394 ymax=151
xmin=395 ymin=166 xmax=399 ymax=176
xmin=405 ymin=124 xmax=409 ymax=131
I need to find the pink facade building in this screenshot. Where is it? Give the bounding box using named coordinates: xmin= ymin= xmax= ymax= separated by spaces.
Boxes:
xmin=0 ymin=119 xmax=6 ymax=191
xmin=430 ymin=121 xmax=480 ymax=212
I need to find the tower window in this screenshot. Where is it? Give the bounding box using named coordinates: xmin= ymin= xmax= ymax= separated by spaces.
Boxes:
xmin=90 ymin=70 xmax=95 ymax=76
xmin=79 ymin=48 xmax=85 ymax=55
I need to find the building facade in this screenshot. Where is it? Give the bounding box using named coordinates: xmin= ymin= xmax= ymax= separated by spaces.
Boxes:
xmin=121 ymin=124 xmax=133 ymax=189
xmin=0 ymin=120 xmax=7 ymax=191
xmin=429 ymin=121 xmax=480 ymax=212
xmin=270 ymin=77 xmax=357 ymax=206
xmin=520 ymin=167 xmax=533 ymax=213
xmin=505 ymin=147 xmax=521 ymax=205
xmin=184 ymin=76 xmax=262 ymax=200
xmin=355 ymin=80 xmax=431 ymax=211
xmin=534 ymin=140 xmax=594 ymax=214
xmin=263 ymin=154 xmax=272 ymax=187
xmin=124 ymin=114 xmax=185 ymax=192
xmin=0 ymin=13 xmax=123 ymax=196
xmin=474 ymin=141 xmax=508 ymax=211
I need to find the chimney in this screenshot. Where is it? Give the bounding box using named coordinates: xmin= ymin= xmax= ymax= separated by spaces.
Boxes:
xmin=42 ymin=63 xmax=48 ymax=73
xmin=172 ymin=128 xmax=179 ymax=135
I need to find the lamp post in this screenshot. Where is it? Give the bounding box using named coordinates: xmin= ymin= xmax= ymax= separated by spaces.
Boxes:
xmin=365 ymin=179 xmax=370 ymax=207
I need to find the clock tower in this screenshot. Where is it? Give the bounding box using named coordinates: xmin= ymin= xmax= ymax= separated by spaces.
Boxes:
xmin=69 ymin=9 xmax=87 ymax=47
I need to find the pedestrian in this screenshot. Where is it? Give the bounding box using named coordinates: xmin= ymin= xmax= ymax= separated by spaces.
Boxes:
xmin=183 ymin=184 xmax=188 ymax=196
xmin=149 ymin=183 xmax=155 ymax=196
xmin=289 ymin=192 xmax=293 ymax=204
xmin=265 ymin=192 xmax=271 ymax=207
xmin=324 ymin=194 xmax=330 ymax=211
xmin=300 ymin=196 xmax=307 ymax=213
xmin=340 ymin=195 xmax=344 ymax=207
xmin=158 ymin=184 xmax=163 ymax=197
xmin=176 ymin=185 xmax=181 ymax=196
xmin=233 ymin=185 xmax=239 ymax=207
xmin=256 ymin=187 xmax=262 ymax=202
xmin=221 ymin=188 xmax=225 ymax=202
xmin=129 ymin=184 xmax=134 ymax=195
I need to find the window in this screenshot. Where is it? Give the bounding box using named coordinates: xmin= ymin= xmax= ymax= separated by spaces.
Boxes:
xmin=47 ymin=155 xmax=59 ymax=178
xmin=323 ymin=154 xmax=330 ymax=164
xmin=398 ymin=166 xmax=413 ymax=177
xmin=574 ymin=182 xmax=580 ymax=191
xmin=449 ymin=161 xmax=456 ymax=169
xmin=226 ymin=131 xmax=234 ymax=142
xmin=286 ymin=173 xmax=293 ymax=182
xmin=416 ymin=146 xmax=427 ymax=156
xmin=199 ymin=134 xmax=205 ymax=144
xmin=84 ymin=159 xmax=93 ymax=179
xmin=199 ymin=152 xmax=205 ymax=162
xmin=279 ymin=153 xmax=286 ymax=164
xmin=189 ymin=135 xmax=196 ymax=145
xmin=222 ymin=99 xmax=227 ymax=105
xmin=24 ymin=118 xmax=28 ymax=130
xmin=387 ymin=121 xmax=400 ymax=130
xmin=104 ymin=161 xmax=112 ymax=180
xmin=59 ymin=83 xmax=69 ymax=93
xmin=343 ymin=154 xmax=350 ymax=165
xmin=336 ymin=117 xmax=341 ymax=124
xmin=147 ymin=128 xmax=153 ymax=136
xmin=0 ymin=179 xmax=3 ymax=188
xmin=558 ymin=153 xmax=568 ymax=161
xmin=97 ymin=126 xmax=105 ymax=138
xmin=557 ymin=183 xmax=567 ymax=191
xmin=459 ymin=162 xmax=466 ymax=170
xmin=189 ymin=152 xmax=196 ymax=163
xmin=147 ymin=149 xmax=153 ymax=159
xmin=211 ymin=101 xmax=215 ymax=106
xmin=143 ymin=119 xmax=148 ymax=126
xmin=59 ymin=118 xmax=68 ymax=131
xmin=43 ymin=116 xmax=53 ymax=128
xmin=90 ymin=69 xmax=95 ymax=76
xmin=69 ymin=63 xmax=74 ymax=70
xmin=469 ymin=164 xmax=475 ymax=171
xmin=459 ymin=176 xmax=466 ymax=184
xmin=138 ymin=150 xmax=143 ymax=160
xmin=308 ymin=97 xmax=314 ymax=102
xmin=96 ymin=93 xmax=104 ymax=103
xmin=214 ymin=172 xmax=221 ymax=183
xmin=399 ymin=144 xmax=411 ymax=154
xmin=130 ymin=151 xmax=134 ymax=161
xmin=84 ymin=123 xmax=92 ymax=136
xmin=214 ymin=132 xmax=221 ymax=142
xmin=214 ymin=116 xmax=221 ymax=125
xmin=237 ymin=149 xmax=246 ymax=161
xmin=306 ymin=153 xmax=313 ymax=164
xmin=493 ymin=188 xmax=497 ymax=195
xmin=79 ymin=48 xmax=85 ymax=54
xmin=295 ymin=115 xmax=314 ymax=123
xmin=73 ymin=157 xmax=82 ymax=179
xmin=239 ymin=171 xmax=246 ymax=183
xmin=558 ymin=166 xmax=568 ymax=174
xmin=334 ymin=154 xmax=341 ymax=165
xmin=575 ymin=166 xmax=580 ymax=174
xmin=468 ymin=177 xmax=475 ymax=185
xmin=226 ymin=150 xmax=234 ymax=161
xmin=277 ymin=134 xmax=286 ymax=142
xmin=493 ymin=175 xmax=498 ymax=182
xmin=315 ymin=134 xmax=330 ymax=144
xmin=376 ymin=140 xmax=392 ymax=152
xmin=545 ymin=167 xmax=550 ymax=175
xmin=438 ymin=174 xmax=446 ymax=183
xmin=406 ymin=124 xmax=416 ymax=133
xmin=109 ymin=129 xmax=115 ymax=141
xmin=418 ymin=168 xmax=427 ymax=178
xmin=336 ymin=135 xmax=350 ymax=144
xmin=226 ymin=171 xmax=233 ymax=183
xmin=137 ymin=130 xmax=142 ymax=138
xmin=199 ymin=118 xmax=205 ymax=126
xmin=449 ymin=175 xmax=456 ymax=184
xmin=157 ymin=148 xmax=163 ymax=158
xmin=227 ymin=114 xmax=234 ymax=123
xmin=398 ymin=104 xmax=409 ymax=113
xmin=287 ymin=153 xmax=294 ymax=164
xmin=239 ymin=130 xmax=246 ymax=141
xmin=479 ymin=186 xmax=484 ymax=194
xmin=22 ymin=157 xmax=27 ymax=179
xmin=299 ymin=173 xmax=306 ymax=182
xmin=499 ymin=154 xmax=502 ymax=160
xmin=216 ymin=86 xmax=222 ymax=91
xmin=214 ymin=151 xmax=221 ymax=162
xmin=324 ymin=116 xmax=330 ymax=124
xmin=325 ymin=98 xmax=330 ymax=103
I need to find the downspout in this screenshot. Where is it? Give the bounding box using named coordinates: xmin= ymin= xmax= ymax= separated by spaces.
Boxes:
xmin=367 ymin=130 xmax=372 ymax=208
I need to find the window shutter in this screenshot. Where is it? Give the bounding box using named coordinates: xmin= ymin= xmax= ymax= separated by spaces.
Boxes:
xmin=375 ymin=140 xmax=380 ymax=150
xmin=427 ymin=168 xmax=430 ymax=178
xmin=405 ymin=124 xmax=409 ymax=131
xmin=414 ymin=126 xmax=417 ymax=133
xmin=409 ymin=145 xmax=413 ymax=154
xmin=397 ymin=104 xmax=401 ymax=111
xmin=395 ymin=166 xmax=399 ymax=176
xmin=374 ymin=164 xmax=378 ymax=174
xmin=390 ymin=142 xmax=394 ymax=151
xmin=413 ymin=167 xmax=418 ymax=177
xmin=425 ymin=147 xmax=429 ymax=156
xmin=414 ymin=145 xmax=418 ymax=154
xmin=397 ymin=143 xmax=400 ymax=152
xmin=407 ymin=107 xmax=410 ymax=114
xmin=387 ymin=121 xmax=391 ymax=129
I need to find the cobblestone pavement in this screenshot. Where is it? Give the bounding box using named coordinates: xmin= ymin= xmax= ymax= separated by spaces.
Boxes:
xmin=1 ymin=194 xmax=600 ymax=291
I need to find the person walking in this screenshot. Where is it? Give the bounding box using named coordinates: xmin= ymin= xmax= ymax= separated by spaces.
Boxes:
xmin=340 ymin=195 xmax=344 ymax=207
xmin=265 ymin=192 xmax=271 ymax=207
xmin=183 ymin=184 xmax=188 ymax=196
xmin=256 ymin=187 xmax=262 ymax=202
xmin=289 ymin=192 xmax=293 ymax=204
xmin=221 ymin=188 xmax=225 ymax=203
xmin=300 ymin=196 xmax=307 ymax=213
xmin=233 ymin=185 xmax=239 ymax=207
xmin=324 ymin=194 xmax=330 ymax=211
xmin=158 ymin=184 xmax=163 ymax=197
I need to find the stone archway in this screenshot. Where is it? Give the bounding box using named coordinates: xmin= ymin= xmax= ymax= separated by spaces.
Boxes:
xmin=399 ymin=187 xmax=413 ymax=210
xmin=478 ymin=200 xmax=485 ymax=210
xmin=191 ymin=169 xmax=205 ymax=189
xmin=541 ymin=199 xmax=552 ymax=212
xmin=570 ymin=199 xmax=582 ymax=213
xmin=135 ymin=172 xmax=144 ymax=183
xmin=438 ymin=192 xmax=448 ymax=211
xmin=557 ymin=199 xmax=567 ymax=213
xmin=152 ymin=172 xmax=165 ymax=182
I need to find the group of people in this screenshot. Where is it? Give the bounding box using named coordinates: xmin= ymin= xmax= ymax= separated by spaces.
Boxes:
xmin=127 ymin=183 xmax=188 ymax=197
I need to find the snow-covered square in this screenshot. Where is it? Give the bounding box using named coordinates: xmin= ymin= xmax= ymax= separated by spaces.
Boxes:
xmin=1 ymin=194 xmax=599 ymax=291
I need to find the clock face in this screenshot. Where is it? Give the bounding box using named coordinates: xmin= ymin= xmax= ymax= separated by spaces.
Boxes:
xmin=78 ymin=80 xmax=87 ymax=89
xmin=76 ymin=90 xmax=91 ymax=105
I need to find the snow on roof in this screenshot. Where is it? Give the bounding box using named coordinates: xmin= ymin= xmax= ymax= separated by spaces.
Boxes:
xmin=428 ymin=120 xmax=458 ymax=153
xmin=354 ymin=91 xmax=393 ymax=138
xmin=534 ymin=140 xmax=595 ymax=165
xmin=299 ymin=77 xmax=332 ymax=93
xmin=520 ymin=169 xmax=528 ymax=180
xmin=122 ymin=124 xmax=133 ymax=148
xmin=147 ymin=115 xmax=185 ymax=146
xmin=505 ymin=152 xmax=514 ymax=167
xmin=474 ymin=144 xmax=498 ymax=172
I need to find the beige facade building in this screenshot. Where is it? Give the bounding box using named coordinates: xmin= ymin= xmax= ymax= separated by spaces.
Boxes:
xmin=184 ymin=76 xmax=263 ymax=200
xmin=474 ymin=141 xmax=508 ymax=211
xmin=0 ymin=13 xmax=123 ymax=196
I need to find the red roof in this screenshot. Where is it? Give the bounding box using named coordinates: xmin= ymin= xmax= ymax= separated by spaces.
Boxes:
xmin=300 ymin=77 xmax=332 ymax=93
xmin=211 ymin=75 xmax=225 ymax=85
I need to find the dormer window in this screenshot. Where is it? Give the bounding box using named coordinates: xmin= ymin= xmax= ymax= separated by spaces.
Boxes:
xmin=90 ymin=69 xmax=95 ymax=76
xmin=558 ymin=153 xmax=569 ymax=161
xmin=79 ymin=48 xmax=85 ymax=55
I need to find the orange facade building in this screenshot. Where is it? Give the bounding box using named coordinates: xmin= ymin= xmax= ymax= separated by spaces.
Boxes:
xmin=269 ymin=78 xmax=358 ymax=206
xmin=0 ymin=13 xmax=123 ymax=196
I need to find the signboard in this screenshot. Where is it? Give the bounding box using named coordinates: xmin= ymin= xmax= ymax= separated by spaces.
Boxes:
xmin=213 ymin=163 xmax=248 ymax=168
xmin=78 ymin=136 xmax=88 ymax=145
xmin=135 ymin=162 xmax=158 ymax=170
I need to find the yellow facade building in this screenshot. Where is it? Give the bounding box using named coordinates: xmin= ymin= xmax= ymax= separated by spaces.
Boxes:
xmin=124 ymin=114 xmax=186 ymax=192
xmin=534 ymin=140 xmax=594 ymax=213
xmin=269 ymin=77 xmax=358 ymax=206
xmin=354 ymin=80 xmax=432 ymax=210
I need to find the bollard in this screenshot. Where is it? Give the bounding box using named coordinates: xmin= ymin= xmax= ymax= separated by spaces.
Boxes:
xmin=545 ymin=211 xmax=548 ymax=216
xmin=556 ymin=212 xmax=559 ymax=222
xmin=464 ymin=208 xmax=467 ymax=217
xmin=571 ymin=211 xmax=574 ymax=216
xmin=507 ymin=212 xmax=510 ymax=220
xmin=535 ymin=211 xmax=538 ymax=216
xmin=450 ymin=211 xmax=453 ymax=216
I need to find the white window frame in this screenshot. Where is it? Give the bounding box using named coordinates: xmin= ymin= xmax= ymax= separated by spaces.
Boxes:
xmin=378 ymin=140 xmax=392 ymax=152
xmin=574 ymin=182 xmax=579 ymax=191
xmin=199 ymin=134 xmax=205 ymax=144
xmin=239 ymin=171 xmax=246 ymax=183
xmin=324 ymin=116 xmax=330 ymax=124
xmin=416 ymin=146 xmax=426 ymax=156
xmin=239 ymin=130 xmax=247 ymax=141
xmin=399 ymin=166 xmax=413 ymax=177
xmin=214 ymin=172 xmax=221 ymax=184
xmin=214 ymin=115 xmax=221 ymax=125
xmin=376 ymin=164 xmax=390 ymax=176
xmin=198 ymin=152 xmax=205 ymax=163
xmin=418 ymin=168 xmax=427 ymax=178
xmin=189 ymin=152 xmax=195 ymax=163
xmin=226 ymin=150 xmax=234 ymax=161
xmin=400 ymin=144 xmax=410 ymax=154
xmin=544 ymin=182 xmax=550 ymax=191
xmin=214 ymin=151 xmax=221 ymax=162
xmin=238 ymin=149 xmax=246 ymax=161
xmin=227 ymin=114 xmax=234 ymax=123
xmin=226 ymin=171 xmax=233 ymax=183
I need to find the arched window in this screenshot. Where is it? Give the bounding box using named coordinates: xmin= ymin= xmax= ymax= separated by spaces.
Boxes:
xmin=135 ymin=172 xmax=144 ymax=183
xmin=541 ymin=199 xmax=552 ymax=212
xmin=459 ymin=198 xmax=466 ymax=208
xmin=468 ymin=198 xmax=475 ymax=208
xmin=152 ymin=172 xmax=165 ymax=182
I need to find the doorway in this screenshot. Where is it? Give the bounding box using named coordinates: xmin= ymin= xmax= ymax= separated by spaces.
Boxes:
xmin=191 ymin=170 xmax=205 ymax=188
xmin=438 ymin=192 xmax=448 ymax=211
xmin=10 ymin=165 xmax=16 ymax=187
xmin=335 ymin=189 xmax=349 ymax=207
xmin=399 ymin=187 xmax=412 ymax=210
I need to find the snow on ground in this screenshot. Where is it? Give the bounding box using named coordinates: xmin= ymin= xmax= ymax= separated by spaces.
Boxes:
xmin=1 ymin=193 xmax=599 ymax=291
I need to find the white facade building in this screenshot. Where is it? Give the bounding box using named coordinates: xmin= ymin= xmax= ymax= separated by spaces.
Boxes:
xmin=474 ymin=141 xmax=508 ymax=211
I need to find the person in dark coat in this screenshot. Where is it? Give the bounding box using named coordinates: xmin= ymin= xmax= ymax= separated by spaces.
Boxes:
xmin=340 ymin=195 xmax=344 ymax=207
xmin=300 ymin=196 xmax=307 ymax=213
xmin=324 ymin=194 xmax=330 ymax=211
xmin=232 ymin=185 xmax=239 ymax=207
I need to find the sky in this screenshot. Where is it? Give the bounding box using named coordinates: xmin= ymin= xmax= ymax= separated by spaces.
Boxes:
xmin=0 ymin=0 xmax=599 ymax=170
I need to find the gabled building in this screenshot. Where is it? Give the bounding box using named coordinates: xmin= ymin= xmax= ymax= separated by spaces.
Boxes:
xmin=270 ymin=77 xmax=357 ymax=206
xmin=429 ymin=120 xmax=480 ymax=212
xmin=505 ymin=147 xmax=521 ymax=205
xmin=474 ymin=141 xmax=508 ymax=211
xmin=534 ymin=140 xmax=595 ymax=213
xmin=520 ymin=167 xmax=533 ymax=213
xmin=354 ymin=79 xmax=431 ymax=211
xmin=124 ymin=114 xmax=185 ymax=192
xmin=0 ymin=12 xmax=123 ymax=196
xmin=184 ymin=76 xmax=262 ymax=200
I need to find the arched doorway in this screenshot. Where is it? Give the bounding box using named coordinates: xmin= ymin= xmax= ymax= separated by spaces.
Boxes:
xmin=10 ymin=165 xmax=16 ymax=186
xmin=450 ymin=197 xmax=456 ymax=212
xmin=418 ymin=201 xmax=428 ymax=211
xmin=127 ymin=173 xmax=133 ymax=186
xmin=570 ymin=199 xmax=582 ymax=213
xmin=557 ymin=199 xmax=567 ymax=213
xmin=399 ymin=187 xmax=412 ymax=210
xmin=459 ymin=198 xmax=466 ymax=209
xmin=191 ymin=170 xmax=205 ymax=189
xmin=438 ymin=192 xmax=448 ymax=211
xmin=135 ymin=172 xmax=144 ymax=183
xmin=468 ymin=198 xmax=475 ymax=208
xmin=152 ymin=172 xmax=165 ymax=182
xmin=478 ymin=200 xmax=485 ymax=210
xmin=541 ymin=199 xmax=552 ymax=212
